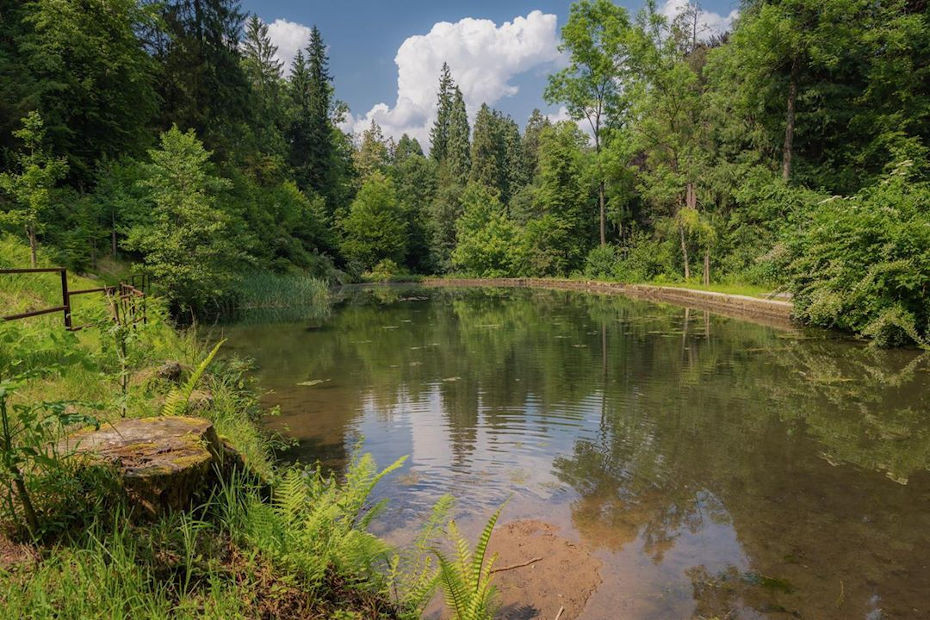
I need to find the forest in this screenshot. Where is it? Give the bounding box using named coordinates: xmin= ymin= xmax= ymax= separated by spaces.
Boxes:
xmin=1 ymin=0 xmax=929 ymax=346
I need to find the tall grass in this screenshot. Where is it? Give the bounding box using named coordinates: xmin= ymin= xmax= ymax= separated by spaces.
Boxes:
xmin=227 ymin=272 xmax=331 ymax=324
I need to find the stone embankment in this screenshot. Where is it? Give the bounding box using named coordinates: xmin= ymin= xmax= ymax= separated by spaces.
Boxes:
xmin=424 ymin=278 xmax=795 ymax=329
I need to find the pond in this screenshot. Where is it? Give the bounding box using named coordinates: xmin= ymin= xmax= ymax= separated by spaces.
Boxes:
xmin=223 ymin=285 xmax=930 ymax=618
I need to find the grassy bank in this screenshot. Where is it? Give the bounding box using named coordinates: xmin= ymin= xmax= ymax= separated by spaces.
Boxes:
xmin=0 ymin=235 xmax=498 ymax=619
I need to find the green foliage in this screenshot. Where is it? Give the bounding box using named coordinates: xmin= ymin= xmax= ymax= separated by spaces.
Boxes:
xmin=584 ymin=244 xmax=620 ymax=279
xmin=787 ymin=160 xmax=930 ymax=346
xmin=221 ymin=452 xmax=406 ymax=592
xmin=18 ymin=0 xmax=157 ymax=183
xmin=124 ymin=126 xmax=238 ymax=315
xmin=0 ymin=111 xmax=68 ymax=267
xmin=451 ymin=184 xmax=522 ymax=277
xmin=433 ymin=505 xmax=504 ymax=620
xmin=287 ymin=26 xmax=336 ymax=199
xmin=341 ymin=172 xmax=407 ymax=269
xmin=368 ymin=259 xmax=401 ymax=283
xmin=230 ymin=272 xmax=331 ymax=324
xmin=163 ymin=340 xmax=226 ymax=417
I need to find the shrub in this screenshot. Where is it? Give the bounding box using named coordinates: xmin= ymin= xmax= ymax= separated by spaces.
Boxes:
xmin=786 ymin=160 xmax=930 ymax=346
xmin=584 ymin=244 xmax=620 ymax=279
xmin=613 ymin=229 xmax=674 ymax=282
xmin=368 ymin=258 xmax=400 ymax=282
xmin=451 ymin=184 xmax=521 ymax=277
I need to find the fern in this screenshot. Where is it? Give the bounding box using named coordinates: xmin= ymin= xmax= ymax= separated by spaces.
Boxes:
xmin=433 ymin=505 xmax=504 ymax=620
xmin=162 ymin=339 xmax=225 ymax=416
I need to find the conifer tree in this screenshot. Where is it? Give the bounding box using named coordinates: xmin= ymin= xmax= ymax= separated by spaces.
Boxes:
xmin=446 ymin=88 xmax=471 ymax=183
xmin=287 ymin=27 xmax=335 ymax=199
xmin=469 ymin=104 xmax=503 ymax=194
xmin=155 ymin=0 xmax=251 ymax=158
xmin=394 ymin=134 xmax=424 ymax=162
xmin=0 ymin=111 xmax=68 ymax=267
xmin=354 ymin=120 xmax=390 ymax=180
xmin=429 ymin=63 xmax=455 ymax=162
xmin=242 ymin=15 xmax=283 ymax=108
xmin=521 ymin=109 xmax=550 ymax=183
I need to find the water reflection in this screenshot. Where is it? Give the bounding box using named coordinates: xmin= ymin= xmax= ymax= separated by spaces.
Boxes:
xmin=223 ymin=286 xmax=930 ymax=618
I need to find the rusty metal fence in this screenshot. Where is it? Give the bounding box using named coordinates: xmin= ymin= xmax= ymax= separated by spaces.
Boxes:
xmin=1 ymin=267 xmax=146 ymax=331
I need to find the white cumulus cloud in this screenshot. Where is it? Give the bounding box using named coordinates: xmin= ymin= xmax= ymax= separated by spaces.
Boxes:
xmin=343 ymin=11 xmax=562 ymax=150
xmin=659 ymin=0 xmax=738 ymax=40
xmin=266 ymin=18 xmax=312 ymax=73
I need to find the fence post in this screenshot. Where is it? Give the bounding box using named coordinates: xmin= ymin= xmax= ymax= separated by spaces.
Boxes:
xmin=60 ymin=269 xmax=71 ymax=330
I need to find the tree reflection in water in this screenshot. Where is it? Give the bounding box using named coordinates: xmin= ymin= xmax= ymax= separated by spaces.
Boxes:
xmin=224 ymin=286 xmax=930 ymax=618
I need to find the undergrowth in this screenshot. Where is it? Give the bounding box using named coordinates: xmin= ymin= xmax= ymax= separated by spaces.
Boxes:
xmin=0 ymin=235 xmax=503 ymax=618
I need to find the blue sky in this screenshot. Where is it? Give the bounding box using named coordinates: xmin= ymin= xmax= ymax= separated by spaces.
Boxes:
xmin=240 ymin=1 xmax=740 ymax=146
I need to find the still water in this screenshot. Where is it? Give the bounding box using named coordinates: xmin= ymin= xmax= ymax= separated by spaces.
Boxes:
xmin=224 ymin=286 xmax=930 ymax=618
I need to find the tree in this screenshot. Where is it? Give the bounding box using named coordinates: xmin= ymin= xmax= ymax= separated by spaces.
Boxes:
xmin=390 ymin=152 xmax=438 ymax=272
xmin=0 ymin=112 xmax=68 ymax=267
xmin=469 ymin=104 xmax=523 ymax=204
xmin=521 ymin=109 xmax=551 ymax=184
xmin=17 ymin=0 xmax=157 ymax=182
xmin=353 ymin=120 xmax=391 ymax=181
xmin=469 ymin=105 xmax=506 ymax=196
xmin=452 ymin=184 xmax=521 ymax=277
xmin=394 ymin=134 xmax=424 ymax=161
xmin=429 ymin=63 xmax=455 ymax=162
xmin=528 ymin=122 xmax=591 ymax=274
xmin=446 ymin=88 xmax=471 ymax=184
xmin=124 ymin=126 xmax=236 ymax=315
xmin=626 ymin=1 xmax=715 ymax=281
xmin=287 ymin=27 xmax=336 ymax=200
xmin=340 ymin=172 xmax=407 ymax=269
xmin=154 ymin=0 xmax=251 ymax=159
xmin=546 ymin=0 xmax=631 ymax=245
xmin=241 ymin=15 xmax=283 ymax=103
xmin=240 ymin=14 xmax=287 ymax=170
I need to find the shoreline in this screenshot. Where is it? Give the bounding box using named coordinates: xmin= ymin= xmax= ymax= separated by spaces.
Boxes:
xmin=419 ymin=277 xmax=797 ymax=330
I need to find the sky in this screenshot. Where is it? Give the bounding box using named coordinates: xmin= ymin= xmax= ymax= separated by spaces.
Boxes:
xmin=240 ymin=1 xmax=740 ymax=149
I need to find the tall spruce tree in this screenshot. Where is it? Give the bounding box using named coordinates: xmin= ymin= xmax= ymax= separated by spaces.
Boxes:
xmin=446 ymin=87 xmax=471 ymax=183
xmin=242 ymin=15 xmax=283 ymax=110
xmin=469 ymin=104 xmax=522 ymax=203
xmin=469 ymin=104 xmax=504 ymax=195
xmin=287 ymin=26 xmax=334 ymax=198
xmin=521 ymin=109 xmax=550 ymax=183
xmin=429 ymin=63 xmax=455 ymax=162
xmin=240 ymin=14 xmax=286 ymax=172
xmin=15 ymin=0 xmax=157 ymax=183
xmin=154 ymin=0 xmax=251 ymax=159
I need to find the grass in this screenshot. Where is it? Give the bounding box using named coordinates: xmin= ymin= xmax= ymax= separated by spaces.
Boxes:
xmin=640 ymin=280 xmax=781 ymax=299
xmin=228 ymin=271 xmax=331 ymax=324
xmin=0 ymin=234 xmax=500 ymax=619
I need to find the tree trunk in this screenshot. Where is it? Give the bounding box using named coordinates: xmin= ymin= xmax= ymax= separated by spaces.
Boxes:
xmin=598 ymin=181 xmax=606 ymax=246
xmin=782 ymin=57 xmax=799 ymax=182
xmin=703 ymin=250 xmax=710 ymax=286
xmin=27 ymin=226 xmax=37 ymax=268
xmin=111 ymin=213 xmax=118 ymax=257
xmin=679 ymin=223 xmax=690 ymax=280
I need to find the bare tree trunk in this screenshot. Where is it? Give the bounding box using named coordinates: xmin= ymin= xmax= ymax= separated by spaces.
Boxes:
xmin=680 ymin=223 xmax=690 ymax=280
xmin=598 ymin=181 xmax=606 ymax=246
xmin=782 ymin=57 xmax=799 ymax=182
xmin=703 ymin=250 xmax=710 ymax=286
xmin=27 ymin=226 xmax=37 ymax=268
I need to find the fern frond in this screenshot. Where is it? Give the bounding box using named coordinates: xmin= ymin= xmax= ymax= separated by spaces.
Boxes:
xmin=470 ymin=504 xmax=503 ymax=593
xmin=162 ymin=339 xmax=226 ymax=416
xmin=435 ymin=551 xmax=468 ymax=615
